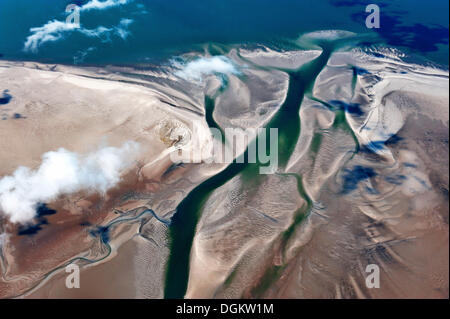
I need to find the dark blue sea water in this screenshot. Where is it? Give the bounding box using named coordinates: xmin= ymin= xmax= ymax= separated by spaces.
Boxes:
xmin=0 ymin=0 xmax=448 ymax=66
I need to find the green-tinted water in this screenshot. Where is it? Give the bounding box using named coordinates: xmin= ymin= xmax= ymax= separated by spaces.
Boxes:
xmin=164 ymin=40 xmax=340 ymax=299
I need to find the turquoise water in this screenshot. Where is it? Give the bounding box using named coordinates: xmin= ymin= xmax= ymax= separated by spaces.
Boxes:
xmin=0 ymin=0 xmax=448 ymax=66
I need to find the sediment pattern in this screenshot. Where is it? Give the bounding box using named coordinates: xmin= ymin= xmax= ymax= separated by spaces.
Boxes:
xmin=0 ymin=34 xmax=448 ymax=298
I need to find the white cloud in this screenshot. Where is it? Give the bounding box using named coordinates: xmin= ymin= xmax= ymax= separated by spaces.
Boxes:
xmin=0 ymin=142 xmax=140 ymax=224
xmin=74 ymin=46 xmax=96 ymax=64
xmin=174 ymin=56 xmax=240 ymax=82
xmin=79 ymin=0 xmax=132 ymax=12
xmin=23 ymin=18 xmax=134 ymax=52
xmin=115 ymin=18 xmax=134 ymax=39
xmin=24 ymin=20 xmax=79 ymax=53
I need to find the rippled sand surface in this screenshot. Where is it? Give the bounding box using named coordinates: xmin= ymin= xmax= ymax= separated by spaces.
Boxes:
xmin=0 ymin=41 xmax=448 ymax=298
xmin=184 ymin=48 xmax=448 ymax=299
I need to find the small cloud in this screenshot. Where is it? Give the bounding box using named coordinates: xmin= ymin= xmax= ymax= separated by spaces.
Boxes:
xmin=135 ymin=3 xmax=149 ymax=14
xmin=73 ymin=46 xmax=97 ymax=64
xmin=23 ymin=18 xmax=134 ymax=52
xmin=24 ymin=20 xmax=79 ymax=53
xmin=119 ymin=18 xmax=133 ymax=26
xmin=79 ymin=0 xmax=132 ymax=12
xmin=0 ymin=142 xmax=140 ymax=224
xmin=115 ymin=18 xmax=134 ymax=39
xmin=174 ymin=56 xmax=240 ymax=82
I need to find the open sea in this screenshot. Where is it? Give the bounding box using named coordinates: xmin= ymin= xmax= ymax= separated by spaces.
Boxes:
xmin=0 ymin=0 xmax=448 ymax=66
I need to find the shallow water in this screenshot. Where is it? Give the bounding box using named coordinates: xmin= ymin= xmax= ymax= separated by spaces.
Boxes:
xmin=164 ymin=38 xmax=344 ymax=298
xmin=0 ymin=0 xmax=448 ymax=66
